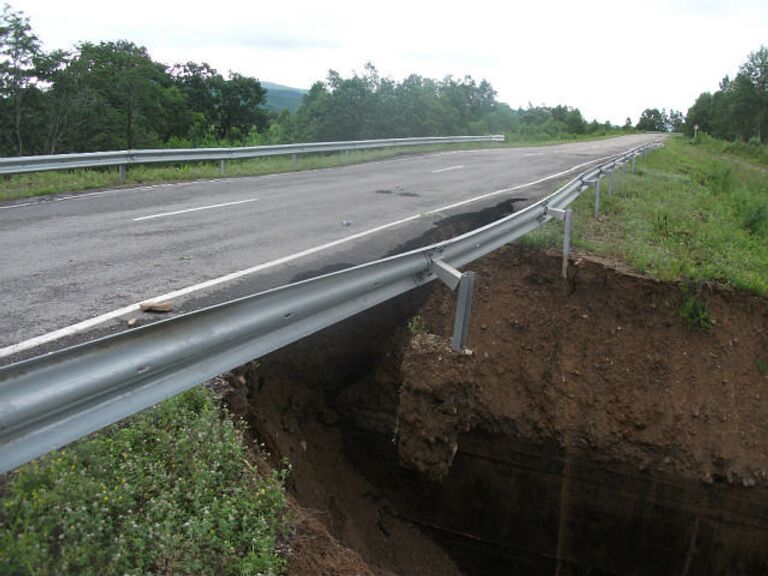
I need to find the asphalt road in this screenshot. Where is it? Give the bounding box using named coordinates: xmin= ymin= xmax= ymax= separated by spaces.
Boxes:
xmin=0 ymin=134 xmax=659 ymax=364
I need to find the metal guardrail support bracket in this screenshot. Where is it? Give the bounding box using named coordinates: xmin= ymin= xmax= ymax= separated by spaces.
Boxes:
xmin=432 ymin=259 xmax=476 ymax=351
xmin=432 ymin=258 xmax=462 ymax=291
xmin=118 ymin=164 xmax=126 ymax=184
xmin=548 ymin=208 xmax=574 ymax=279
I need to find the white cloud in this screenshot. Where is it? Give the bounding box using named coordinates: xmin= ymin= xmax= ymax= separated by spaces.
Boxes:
xmin=16 ymin=0 xmax=768 ymax=124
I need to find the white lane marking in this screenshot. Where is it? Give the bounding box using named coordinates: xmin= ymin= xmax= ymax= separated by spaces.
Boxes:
xmin=432 ymin=165 xmax=464 ymax=173
xmin=0 ymin=155 xmax=611 ymax=360
xmin=0 ymin=200 xmax=35 ymax=210
xmin=0 ymin=180 xmax=221 ymax=211
xmin=132 ymin=197 xmax=259 ymax=221
xmin=523 ymin=153 xmax=544 ymax=157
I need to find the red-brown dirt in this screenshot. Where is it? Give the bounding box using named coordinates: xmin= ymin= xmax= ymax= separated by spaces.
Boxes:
xmin=224 ymin=246 xmax=768 ymax=575
xmin=399 ymin=247 xmax=768 ymax=487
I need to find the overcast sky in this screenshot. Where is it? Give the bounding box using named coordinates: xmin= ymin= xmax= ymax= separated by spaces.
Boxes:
xmin=16 ymin=0 xmax=768 ymax=125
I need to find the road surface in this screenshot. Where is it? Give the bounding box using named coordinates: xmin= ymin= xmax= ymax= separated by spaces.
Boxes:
xmin=0 ymin=134 xmax=659 ymax=363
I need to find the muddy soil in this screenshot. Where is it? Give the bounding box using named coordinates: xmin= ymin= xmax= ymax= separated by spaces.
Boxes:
xmin=225 ymin=246 xmax=768 ymax=575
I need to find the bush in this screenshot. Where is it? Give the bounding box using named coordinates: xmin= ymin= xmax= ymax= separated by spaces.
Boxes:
xmin=0 ymin=387 xmax=291 ymax=576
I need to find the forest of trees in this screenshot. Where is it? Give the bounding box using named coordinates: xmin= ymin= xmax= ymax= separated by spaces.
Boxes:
xmin=685 ymin=46 xmax=768 ymax=143
xmin=0 ymin=4 xmax=621 ymax=157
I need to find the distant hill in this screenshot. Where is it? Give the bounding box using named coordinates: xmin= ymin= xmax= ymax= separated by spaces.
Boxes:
xmin=261 ymin=82 xmax=307 ymax=112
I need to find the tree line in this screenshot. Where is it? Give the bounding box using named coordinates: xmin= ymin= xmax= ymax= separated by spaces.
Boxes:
xmin=0 ymin=3 xmax=625 ymax=158
xmin=0 ymin=5 xmax=268 ymax=155
xmin=685 ymin=46 xmax=768 ymax=142
xmin=269 ymin=62 xmax=619 ymax=144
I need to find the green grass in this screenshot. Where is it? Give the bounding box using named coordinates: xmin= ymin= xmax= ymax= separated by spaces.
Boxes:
xmin=0 ymin=133 xmax=628 ymax=202
xmin=523 ymin=135 xmax=768 ymax=294
xmin=0 ymin=387 xmax=291 ymax=576
xmin=695 ymin=134 xmax=768 ymax=167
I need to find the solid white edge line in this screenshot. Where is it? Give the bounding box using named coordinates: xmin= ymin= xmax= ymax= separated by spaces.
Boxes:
xmin=0 ymin=154 xmax=612 ymax=360
xmin=132 ymin=197 xmax=259 ymax=221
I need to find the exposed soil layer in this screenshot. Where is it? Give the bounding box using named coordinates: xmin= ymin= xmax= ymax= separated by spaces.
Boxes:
xmin=225 ymin=246 xmax=768 ymax=575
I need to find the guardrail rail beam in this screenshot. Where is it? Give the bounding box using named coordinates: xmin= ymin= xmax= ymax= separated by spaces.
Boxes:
xmin=0 ymin=140 xmax=663 ymax=473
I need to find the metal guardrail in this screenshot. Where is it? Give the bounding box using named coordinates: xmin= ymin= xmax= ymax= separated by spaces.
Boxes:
xmin=0 ymin=135 xmax=505 ymax=179
xmin=0 ymin=141 xmax=662 ymax=473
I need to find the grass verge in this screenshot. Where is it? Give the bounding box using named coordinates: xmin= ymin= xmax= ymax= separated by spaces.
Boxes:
xmin=522 ymin=135 xmax=768 ymax=294
xmin=0 ymin=387 xmax=291 ymax=575
xmin=0 ymin=133 xmax=628 ymax=202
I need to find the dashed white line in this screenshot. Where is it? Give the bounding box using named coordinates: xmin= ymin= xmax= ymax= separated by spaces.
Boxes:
xmin=432 ymin=165 xmax=465 ymax=173
xmin=523 ymin=153 xmax=545 ymax=157
xmin=0 ymin=154 xmax=611 ymax=360
xmin=132 ymin=197 xmax=259 ymax=221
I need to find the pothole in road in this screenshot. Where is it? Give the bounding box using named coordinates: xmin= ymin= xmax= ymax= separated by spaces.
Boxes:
xmin=225 ymin=247 xmax=768 ymax=575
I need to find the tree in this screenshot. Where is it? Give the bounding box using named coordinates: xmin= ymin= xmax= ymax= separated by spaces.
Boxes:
xmin=0 ymin=3 xmax=41 ymax=155
xmin=738 ymin=46 xmax=768 ymax=141
xmin=668 ymin=109 xmax=684 ymax=132
xmin=171 ymin=61 xmax=224 ymax=143
xmin=636 ymin=108 xmax=667 ymax=132
xmin=684 ymin=92 xmax=712 ymax=136
xmin=217 ymin=72 xmax=268 ymax=141
xmin=684 ymin=46 xmax=768 ymax=143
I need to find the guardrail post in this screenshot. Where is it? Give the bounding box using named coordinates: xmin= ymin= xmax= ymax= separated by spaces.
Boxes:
xmin=631 ymin=154 xmax=636 ymax=174
xmin=548 ymin=208 xmax=573 ymax=279
xmin=608 ymin=170 xmax=614 ymax=195
xmin=291 ymin=153 xmax=298 ymax=162
xmin=118 ymin=164 xmax=126 ymax=184
xmin=220 ymin=160 xmax=226 ymax=176
xmin=594 ymin=177 xmax=601 ymax=216
xmin=432 ymin=259 xmax=476 ymax=351
xmin=452 ymin=272 xmax=475 ymax=351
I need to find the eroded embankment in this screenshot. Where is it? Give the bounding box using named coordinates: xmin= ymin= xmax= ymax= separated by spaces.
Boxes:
xmin=225 ymin=247 xmax=768 ymax=575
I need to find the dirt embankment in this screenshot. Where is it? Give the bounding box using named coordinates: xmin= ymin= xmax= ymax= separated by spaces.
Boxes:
xmin=225 ymin=246 xmax=768 ymax=575
xmin=398 ymin=247 xmax=768 ymax=487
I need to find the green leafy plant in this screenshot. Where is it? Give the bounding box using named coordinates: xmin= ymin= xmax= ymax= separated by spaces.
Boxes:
xmin=0 ymin=387 xmax=291 ymax=575
xmin=407 ymin=314 xmax=427 ymax=334
xmin=680 ymin=296 xmax=713 ymax=332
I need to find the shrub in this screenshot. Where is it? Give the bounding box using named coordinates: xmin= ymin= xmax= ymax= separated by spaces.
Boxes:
xmin=680 ymin=296 xmax=713 ymax=332
xmin=1 ymin=387 xmax=291 ymax=576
